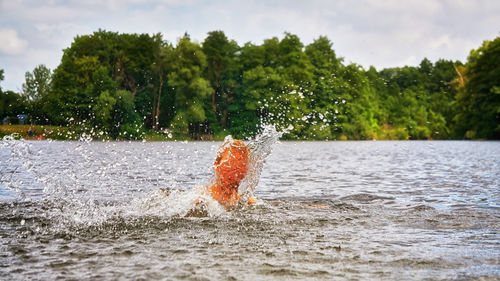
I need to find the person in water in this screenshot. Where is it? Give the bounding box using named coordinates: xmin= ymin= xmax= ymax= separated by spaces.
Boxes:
xmin=202 ymin=138 xmax=327 ymax=210
xmin=192 ymin=135 xmax=328 ymax=211
xmin=204 ymin=139 xmax=258 ymax=210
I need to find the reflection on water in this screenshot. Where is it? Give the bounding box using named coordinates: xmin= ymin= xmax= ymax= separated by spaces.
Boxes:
xmin=1 ymin=136 xmax=500 ymax=280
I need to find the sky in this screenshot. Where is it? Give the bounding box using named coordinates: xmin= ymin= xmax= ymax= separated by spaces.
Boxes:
xmin=1 ymin=0 xmax=499 ymax=92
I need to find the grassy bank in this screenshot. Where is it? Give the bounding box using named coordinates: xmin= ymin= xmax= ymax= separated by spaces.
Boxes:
xmin=0 ymin=125 xmax=219 ymax=141
xmin=0 ymin=125 xmax=70 ymax=140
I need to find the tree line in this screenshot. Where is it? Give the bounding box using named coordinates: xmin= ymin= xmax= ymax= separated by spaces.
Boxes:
xmin=1 ymin=29 xmax=499 ymax=140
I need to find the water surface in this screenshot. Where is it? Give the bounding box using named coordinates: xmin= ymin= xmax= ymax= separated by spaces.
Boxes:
xmin=1 ymin=139 xmax=499 ymax=280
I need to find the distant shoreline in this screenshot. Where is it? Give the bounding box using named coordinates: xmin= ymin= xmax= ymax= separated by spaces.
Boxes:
xmin=1 ymin=125 xmax=494 ymax=142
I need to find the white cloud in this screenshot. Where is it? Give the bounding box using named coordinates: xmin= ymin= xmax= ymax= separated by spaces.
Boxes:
xmin=34 ymin=22 xmax=90 ymax=42
xmin=0 ymin=29 xmax=29 ymax=55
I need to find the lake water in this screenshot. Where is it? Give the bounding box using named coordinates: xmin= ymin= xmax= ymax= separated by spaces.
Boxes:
xmin=1 ymin=137 xmax=499 ymax=280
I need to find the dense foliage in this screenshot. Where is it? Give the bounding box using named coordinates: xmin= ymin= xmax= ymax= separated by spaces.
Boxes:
xmin=0 ymin=69 xmax=30 ymax=123
xmin=1 ymin=30 xmax=499 ymax=140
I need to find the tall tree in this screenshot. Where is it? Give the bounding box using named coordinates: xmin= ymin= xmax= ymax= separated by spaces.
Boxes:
xmin=461 ymin=37 xmax=500 ymax=139
xmin=151 ymin=33 xmax=171 ymax=131
xmin=167 ymin=34 xmax=213 ymax=136
xmin=202 ymin=31 xmax=239 ymax=128
xmin=22 ymin=64 xmax=52 ymax=101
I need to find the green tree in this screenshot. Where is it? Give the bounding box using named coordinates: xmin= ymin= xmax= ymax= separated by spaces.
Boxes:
xmin=167 ymin=35 xmax=213 ymax=135
xmin=277 ymin=33 xmax=315 ymax=84
xmin=113 ymin=90 xmax=143 ymax=139
xmin=0 ymin=90 xmax=29 ymax=120
xmin=232 ymin=65 xmax=286 ymax=138
xmin=48 ymin=30 xmax=172 ymax=132
xmin=202 ymin=30 xmax=239 ymax=129
xmin=81 ymin=66 xmax=117 ymax=127
xmin=455 ymin=37 xmax=500 ymax=139
xmin=302 ymin=36 xmax=347 ymax=139
xmin=0 ymin=69 xmax=4 ymax=87
xmin=227 ymin=42 xmax=265 ymax=137
xmin=147 ymin=33 xmax=176 ymax=132
xmin=93 ymin=90 xmax=116 ymax=133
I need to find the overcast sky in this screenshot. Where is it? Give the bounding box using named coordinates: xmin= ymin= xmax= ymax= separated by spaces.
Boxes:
xmin=1 ymin=0 xmax=499 ymax=92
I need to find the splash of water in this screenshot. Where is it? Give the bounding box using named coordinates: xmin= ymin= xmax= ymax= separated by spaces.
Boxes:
xmin=0 ymin=125 xmax=282 ymax=229
xmin=134 ymin=124 xmax=282 ymax=216
xmin=0 ymin=135 xmax=39 ymax=200
xmin=238 ymin=125 xmax=282 ymax=207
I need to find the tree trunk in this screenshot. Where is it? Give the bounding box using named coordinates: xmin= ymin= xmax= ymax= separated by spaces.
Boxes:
xmin=152 ymin=85 xmax=157 ymax=131
xmin=155 ymin=75 xmax=163 ymax=131
xmin=212 ymin=81 xmax=218 ymax=111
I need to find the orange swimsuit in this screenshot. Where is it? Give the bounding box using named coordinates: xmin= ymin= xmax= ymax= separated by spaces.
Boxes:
xmin=207 ymin=140 xmax=257 ymax=209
